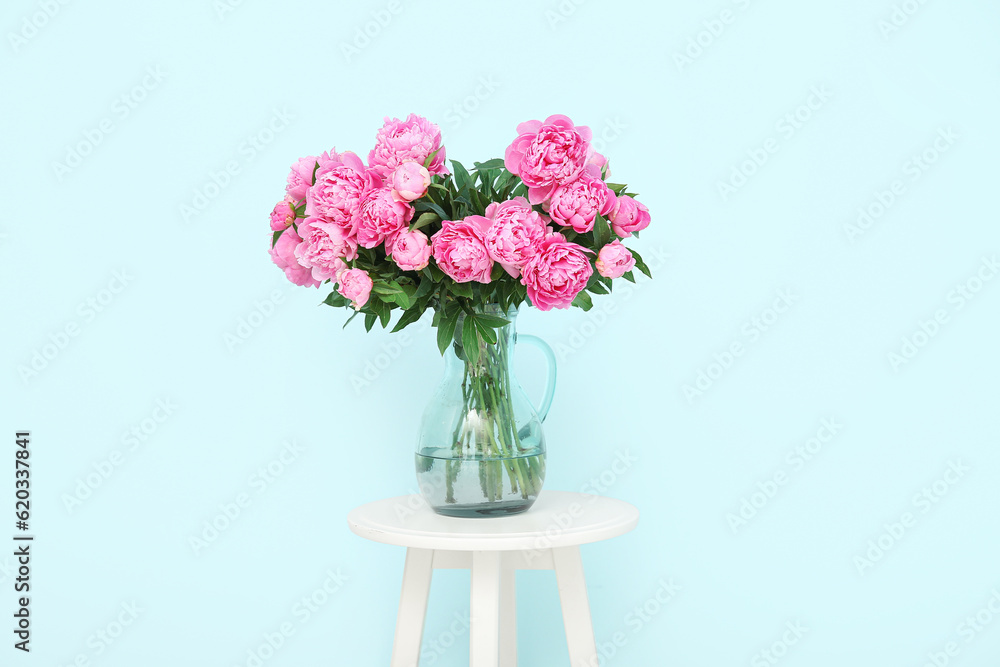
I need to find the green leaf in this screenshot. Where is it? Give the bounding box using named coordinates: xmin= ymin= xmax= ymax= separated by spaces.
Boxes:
xmin=437 ymin=307 xmax=461 ymax=355
xmin=342 ymin=311 xmax=359 ymax=329
xmin=414 ymin=199 xmax=449 ymax=220
xmin=571 ymin=290 xmax=594 ymax=311
xmin=378 ymin=303 xmax=391 ymax=328
xmin=423 ymin=148 xmax=441 ymax=169
xmin=631 ymin=249 xmax=653 ymax=279
xmin=448 ymin=281 xmax=474 ymax=298
xmin=593 ymin=213 xmax=612 ymax=249
xmin=392 ymin=289 xmax=412 ymax=309
xmin=473 ymin=317 xmax=498 ymax=345
xmin=391 ymin=306 xmax=425 ymax=333
xmin=472 ymin=314 xmax=510 ymax=328
xmin=622 ymin=270 xmax=636 ymax=283
xmin=425 ymin=262 xmax=446 ymax=282
xmin=364 ymin=312 xmax=377 ymax=332
xmin=462 ymin=315 xmax=481 ymax=365
xmin=271 ymin=230 xmax=284 ymax=248
xmin=473 ymin=158 xmax=505 ymax=171
xmin=409 ymin=211 xmax=440 ymax=232
xmin=605 ymin=183 xmax=628 ymax=194
xmin=323 ymin=291 xmax=348 ymax=307
xmin=586 ymin=281 xmax=609 ymax=295
xmin=414 ymin=278 xmax=435 ymax=301
xmin=451 ymin=160 xmax=473 ymax=192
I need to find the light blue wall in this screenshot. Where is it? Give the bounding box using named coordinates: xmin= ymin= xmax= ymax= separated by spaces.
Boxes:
xmin=2 ymin=0 xmax=999 ymax=664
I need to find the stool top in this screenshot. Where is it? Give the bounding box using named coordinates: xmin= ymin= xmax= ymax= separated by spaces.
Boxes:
xmin=347 ymin=491 xmax=639 ymax=551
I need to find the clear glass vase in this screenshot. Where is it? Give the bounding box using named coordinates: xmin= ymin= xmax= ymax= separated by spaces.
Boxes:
xmin=415 ymin=303 xmax=556 ymax=517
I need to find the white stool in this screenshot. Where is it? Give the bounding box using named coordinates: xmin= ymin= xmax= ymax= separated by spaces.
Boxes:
xmin=347 ymin=490 xmax=639 ymax=667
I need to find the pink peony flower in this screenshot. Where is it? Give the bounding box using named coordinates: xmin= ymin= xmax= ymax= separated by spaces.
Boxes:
xmin=305 ymin=151 xmax=381 ymax=237
xmin=388 ymin=229 xmax=433 ymax=272
xmin=294 ymin=217 xmax=359 ymax=283
xmin=595 ymin=240 xmax=635 ymax=279
xmin=356 ymin=187 xmax=414 ymax=249
xmin=609 ymin=195 xmax=651 ymax=238
xmin=389 ymin=162 xmax=431 ymax=203
xmin=337 ymin=269 xmax=373 ymax=310
xmin=544 ymin=165 xmax=617 ymax=233
xmin=368 ymin=114 xmax=448 ymax=178
xmin=286 ymin=155 xmax=317 ymax=201
xmin=269 ymin=196 xmax=297 ymax=231
xmin=269 ymin=227 xmax=318 ymax=288
xmin=431 ymin=216 xmax=494 ymax=284
xmin=519 ymin=233 xmax=594 ymax=311
xmin=504 ymin=114 xmax=595 ymax=205
xmin=483 ymin=196 xmax=549 ymax=277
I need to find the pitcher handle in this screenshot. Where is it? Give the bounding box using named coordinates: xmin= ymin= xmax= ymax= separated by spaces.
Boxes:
xmin=517 ymin=334 xmax=557 ymax=422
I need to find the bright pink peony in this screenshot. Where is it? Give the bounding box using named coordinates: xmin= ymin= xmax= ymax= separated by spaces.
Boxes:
xmin=483 ymin=196 xmax=549 ymax=277
xmin=269 ymin=227 xmax=318 ymax=288
xmin=504 ymin=114 xmax=595 ymax=205
xmin=609 ymin=195 xmax=650 ymax=238
xmin=294 ymin=217 xmax=359 ymax=283
xmin=389 ymin=162 xmax=431 ymax=202
xmin=431 ymin=216 xmax=494 ymax=284
xmin=337 ymin=269 xmax=373 ymax=310
xmin=368 ymin=114 xmax=448 ymax=178
xmin=286 ymin=154 xmax=318 ymax=201
xmin=356 ymin=187 xmax=414 ymax=249
xmin=388 ymin=229 xmax=433 ymax=272
xmin=595 ymin=240 xmax=635 ymax=279
xmin=269 ymin=196 xmax=297 ymax=231
xmin=519 ymin=233 xmax=594 ymax=311
xmin=544 ymin=165 xmax=616 ymax=233
xmin=305 ymin=151 xmax=381 ymax=237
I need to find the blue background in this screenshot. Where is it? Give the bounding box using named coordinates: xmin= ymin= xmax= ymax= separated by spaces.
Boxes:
xmin=2 ymin=0 xmax=999 ymax=665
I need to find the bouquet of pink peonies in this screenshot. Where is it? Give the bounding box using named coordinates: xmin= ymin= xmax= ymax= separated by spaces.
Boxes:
xmin=268 ymin=113 xmax=651 ymax=359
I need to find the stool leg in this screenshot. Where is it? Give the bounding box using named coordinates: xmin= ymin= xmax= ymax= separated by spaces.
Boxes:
xmin=470 ymin=550 xmax=501 ymax=667
xmin=552 ymin=546 xmax=598 ymax=667
xmin=499 ymin=553 xmax=517 ymax=667
xmin=391 ymin=547 xmax=434 ymax=667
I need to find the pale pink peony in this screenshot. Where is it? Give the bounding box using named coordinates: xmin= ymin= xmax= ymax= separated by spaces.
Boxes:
xmin=388 ymin=229 xmax=433 ymax=272
xmin=337 ymin=269 xmax=373 ymax=310
xmin=305 ymin=151 xmax=381 ymax=237
xmin=595 ymin=240 xmax=635 ymax=279
xmin=504 ymin=114 xmax=595 ymax=205
xmin=431 ymin=216 xmax=494 ymax=284
xmin=355 ymin=187 xmax=414 ymax=249
xmin=294 ymin=217 xmax=359 ymax=283
xmin=609 ymin=195 xmax=651 ymax=238
xmin=269 ymin=196 xmax=297 ymax=231
xmin=519 ymin=233 xmax=594 ymax=311
xmin=544 ymin=165 xmax=617 ymax=233
xmin=368 ymin=114 xmax=448 ymax=178
xmin=269 ymin=227 xmax=318 ymax=288
xmin=389 ymin=162 xmax=432 ymax=202
xmin=286 ymin=154 xmax=318 ymax=201
xmin=483 ymin=196 xmax=549 ymax=277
